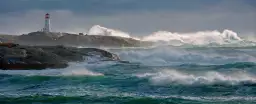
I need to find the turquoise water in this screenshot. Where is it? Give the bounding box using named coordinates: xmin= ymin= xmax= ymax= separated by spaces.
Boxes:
xmin=0 ymin=46 xmax=256 ymax=104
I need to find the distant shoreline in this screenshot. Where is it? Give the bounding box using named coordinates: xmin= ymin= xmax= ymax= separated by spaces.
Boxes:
xmin=0 ymin=32 xmax=152 ymax=47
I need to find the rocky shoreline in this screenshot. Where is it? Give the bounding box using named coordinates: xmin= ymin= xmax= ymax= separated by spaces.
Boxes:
xmin=0 ymin=43 xmax=120 ymax=70
xmin=0 ymin=32 xmax=152 ymax=47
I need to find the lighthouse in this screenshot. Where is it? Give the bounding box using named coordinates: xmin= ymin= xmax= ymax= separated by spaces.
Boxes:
xmin=43 ymin=13 xmax=51 ymax=32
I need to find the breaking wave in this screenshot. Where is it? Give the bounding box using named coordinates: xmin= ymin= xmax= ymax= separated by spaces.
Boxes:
xmin=141 ymin=30 xmax=243 ymax=45
xmin=87 ymin=25 xmax=256 ymax=46
xmin=0 ymin=63 xmax=103 ymax=76
xmin=116 ymin=46 xmax=256 ymax=65
xmin=88 ymin=25 xmax=131 ymax=38
xmin=136 ymin=69 xmax=256 ymax=85
xmin=1 ymin=94 xmax=256 ymax=103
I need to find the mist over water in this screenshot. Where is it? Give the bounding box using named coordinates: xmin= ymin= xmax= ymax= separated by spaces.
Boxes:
xmin=88 ymin=25 xmax=131 ymax=38
xmin=114 ymin=46 xmax=256 ymax=66
xmin=88 ymin=25 xmax=256 ymax=47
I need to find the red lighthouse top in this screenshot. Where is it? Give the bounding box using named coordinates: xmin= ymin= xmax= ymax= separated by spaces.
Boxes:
xmin=45 ymin=13 xmax=50 ymax=19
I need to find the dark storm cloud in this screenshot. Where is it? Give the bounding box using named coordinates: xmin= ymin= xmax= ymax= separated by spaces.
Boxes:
xmin=0 ymin=0 xmax=205 ymax=13
xmin=1 ymin=0 xmax=254 ymax=14
xmin=0 ymin=0 xmax=255 ymax=35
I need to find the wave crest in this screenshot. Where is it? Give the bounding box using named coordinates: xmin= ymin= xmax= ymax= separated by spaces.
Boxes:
xmin=0 ymin=63 xmax=103 ymax=76
xmin=88 ymin=25 xmax=131 ymax=38
xmin=86 ymin=25 xmax=255 ymax=46
xmin=116 ymin=47 xmax=256 ymax=65
xmin=142 ymin=29 xmax=242 ymax=45
xmin=136 ymin=69 xmax=256 ymax=85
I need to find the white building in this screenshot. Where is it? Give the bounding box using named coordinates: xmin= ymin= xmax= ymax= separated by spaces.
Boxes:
xmin=42 ymin=13 xmax=51 ymax=32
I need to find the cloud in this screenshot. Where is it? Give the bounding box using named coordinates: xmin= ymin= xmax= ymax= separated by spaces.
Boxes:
xmin=0 ymin=0 xmax=255 ymax=36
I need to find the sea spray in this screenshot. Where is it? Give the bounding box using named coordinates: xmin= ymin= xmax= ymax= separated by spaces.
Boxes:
xmin=87 ymin=25 xmax=256 ymax=47
xmin=0 ymin=63 xmax=104 ymax=76
xmin=88 ymin=25 xmax=131 ymax=38
xmin=1 ymin=46 xmax=256 ymax=104
xmin=135 ymin=69 xmax=256 ymax=85
xmin=115 ymin=46 xmax=256 ymax=65
xmin=1 ymin=27 xmax=256 ymax=103
xmin=141 ymin=30 xmax=242 ymax=45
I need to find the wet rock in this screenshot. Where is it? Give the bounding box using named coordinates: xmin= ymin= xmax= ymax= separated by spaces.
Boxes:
xmin=0 ymin=44 xmax=119 ymax=70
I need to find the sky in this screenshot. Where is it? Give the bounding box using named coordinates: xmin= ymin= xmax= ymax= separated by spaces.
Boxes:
xmin=0 ymin=0 xmax=255 ymax=36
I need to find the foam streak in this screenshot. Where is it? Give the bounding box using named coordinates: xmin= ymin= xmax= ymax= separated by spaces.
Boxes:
xmin=136 ymin=69 xmax=256 ymax=85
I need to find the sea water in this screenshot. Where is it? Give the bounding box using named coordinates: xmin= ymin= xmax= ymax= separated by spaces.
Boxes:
xmin=1 ymin=29 xmax=256 ymax=104
xmin=0 ymin=46 xmax=255 ymax=104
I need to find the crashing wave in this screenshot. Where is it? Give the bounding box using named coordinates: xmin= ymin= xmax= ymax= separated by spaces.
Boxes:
xmin=141 ymin=30 xmax=243 ymax=45
xmin=88 ymin=25 xmax=131 ymax=38
xmin=136 ymin=69 xmax=256 ymax=85
xmin=0 ymin=63 xmax=104 ymax=76
xmin=87 ymin=25 xmax=255 ymax=46
xmin=116 ymin=46 xmax=256 ymax=66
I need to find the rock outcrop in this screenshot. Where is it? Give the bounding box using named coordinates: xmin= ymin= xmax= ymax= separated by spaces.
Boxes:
xmin=4 ymin=32 xmax=152 ymax=47
xmin=0 ymin=44 xmax=119 ymax=70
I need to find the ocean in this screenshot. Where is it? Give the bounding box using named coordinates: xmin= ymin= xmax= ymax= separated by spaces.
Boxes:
xmin=1 ymin=29 xmax=256 ymax=104
xmin=0 ymin=45 xmax=255 ymax=104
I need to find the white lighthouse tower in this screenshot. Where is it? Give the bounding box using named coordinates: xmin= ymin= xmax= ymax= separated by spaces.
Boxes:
xmin=43 ymin=13 xmax=51 ymax=32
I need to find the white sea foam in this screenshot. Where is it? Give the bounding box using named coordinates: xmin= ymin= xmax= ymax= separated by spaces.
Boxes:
xmin=116 ymin=46 xmax=256 ymax=65
xmin=61 ymin=68 xmax=103 ymax=76
xmin=0 ymin=63 xmax=103 ymax=76
xmin=147 ymin=95 xmax=256 ymax=101
xmin=141 ymin=30 xmax=243 ymax=45
xmin=88 ymin=25 xmax=131 ymax=38
xmin=86 ymin=25 xmax=256 ymax=46
xmin=136 ymin=69 xmax=256 ymax=85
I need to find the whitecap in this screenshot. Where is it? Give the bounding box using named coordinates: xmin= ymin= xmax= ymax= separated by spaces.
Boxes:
xmin=0 ymin=63 xmax=104 ymax=76
xmin=88 ymin=25 xmax=131 ymax=38
xmin=135 ymin=69 xmax=256 ymax=85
